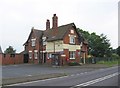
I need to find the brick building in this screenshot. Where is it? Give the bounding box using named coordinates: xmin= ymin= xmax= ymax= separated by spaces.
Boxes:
xmin=23 ymin=14 xmax=88 ymax=66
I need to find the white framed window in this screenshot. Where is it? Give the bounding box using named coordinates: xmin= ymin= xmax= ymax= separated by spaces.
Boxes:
xmin=70 ymin=29 xmax=74 ymax=34
xmin=69 ymin=51 xmax=75 ymax=59
xmin=34 ymin=50 xmax=38 ymax=59
xmin=29 ymin=51 xmax=32 ymax=59
xmin=48 ymin=53 xmax=52 ymax=59
xmin=70 ymin=36 xmax=75 ymax=44
xmin=42 ymin=37 xmax=47 ymax=45
xmin=31 ymin=38 xmax=36 ymax=47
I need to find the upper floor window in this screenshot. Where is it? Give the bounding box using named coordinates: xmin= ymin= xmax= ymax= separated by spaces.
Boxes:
xmin=70 ymin=36 xmax=75 ymax=44
xmin=31 ymin=38 xmax=36 ymax=47
xmin=70 ymin=29 xmax=74 ymax=34
xmin=42 ymin=37 xmax=47 ymax=45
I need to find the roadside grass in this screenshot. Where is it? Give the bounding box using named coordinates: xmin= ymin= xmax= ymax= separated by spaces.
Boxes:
xmin=97 ymin=59 xmax=120 ymax=67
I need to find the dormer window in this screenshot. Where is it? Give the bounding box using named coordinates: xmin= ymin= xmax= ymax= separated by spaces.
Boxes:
xmin=70 ymin=35 xmax=75 ymax=44
xmin=31 ymin=38 xmax=36 ymax=47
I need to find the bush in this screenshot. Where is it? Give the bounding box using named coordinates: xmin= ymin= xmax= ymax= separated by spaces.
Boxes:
xmin=68 ymin=62 xmax=80 ymax=66
xmin=111 ymin=54 xmax=120 ymax=60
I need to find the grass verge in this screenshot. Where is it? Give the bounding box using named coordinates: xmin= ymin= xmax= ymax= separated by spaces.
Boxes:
xmin=97 ymin=59 xmax=120 ymax=67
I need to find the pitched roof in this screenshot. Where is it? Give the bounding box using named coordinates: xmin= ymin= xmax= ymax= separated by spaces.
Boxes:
xmin=24 ymin=28 xmax=43 ymax=45
xmin=33 ymin=29 xmax=43 ymax=39
xmin=0 ymin=46 xmax=3 ymax=54
xmin=24 ymin=23 xmax=88 ymax=45
xmin=43 ymin=23 xmax=76 ymax=41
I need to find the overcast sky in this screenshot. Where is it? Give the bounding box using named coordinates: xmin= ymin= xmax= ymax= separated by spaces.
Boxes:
xmin=0 ymin=0 xmax=119 ymax=53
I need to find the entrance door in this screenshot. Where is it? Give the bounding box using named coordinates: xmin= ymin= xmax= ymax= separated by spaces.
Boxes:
xmin=24 ymin=54 xmax=29 ymax=63
xmin=52 ymin=54 xmax=60 ymax=66
xmin=43 ymin=53 xmax=46 ymax=63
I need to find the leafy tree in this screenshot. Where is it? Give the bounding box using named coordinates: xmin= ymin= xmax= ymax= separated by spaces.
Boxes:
xmin=117 ymin=46 xmax=120 ymax=56
xmin=77 ymin=28 xmax=111 ymax=57
xmin=4 ymin=46 xmax=16 ymax=54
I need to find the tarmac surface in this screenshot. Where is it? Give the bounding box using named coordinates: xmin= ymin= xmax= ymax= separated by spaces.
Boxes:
xmin=2 ymin=63 xmax=110 ymax=86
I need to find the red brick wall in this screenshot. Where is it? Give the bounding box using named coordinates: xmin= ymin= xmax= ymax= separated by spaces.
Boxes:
xmin=63 ymin=27 xmax=79 ymax=45
xmin=0 ymin=54 xmax=2 ymax=65
xmin=81 ymin=44 xmax=88 ymax=59
xmin=25 ymin=30 xmax=42 ymax=64
xmin=1 ymin=54 xmax=23 ymax=65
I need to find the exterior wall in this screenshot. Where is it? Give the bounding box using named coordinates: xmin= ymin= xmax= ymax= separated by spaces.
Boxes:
xmin=45 ymin=27 xmax=81 ymax=65
xmin=25 ymin=31 xmax=42 ymax=64
xmin=0 ymin=54 xmax=2 ymax=65
xmin=81 ymin=43 xmax=88 ymax=59
xmin=63 ymin=27 xmax=79 ymax=45
xmin=46 ymin=40 xmax=63 ymax=52
xmin=1 ymin=54 xmax=23 ymax=65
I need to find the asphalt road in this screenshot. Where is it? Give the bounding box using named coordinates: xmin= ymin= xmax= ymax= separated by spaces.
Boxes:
xmin=2 ymin=64 xmax=99 ymax=78
xmin=6 ymin=66 xmax=119 ymax=87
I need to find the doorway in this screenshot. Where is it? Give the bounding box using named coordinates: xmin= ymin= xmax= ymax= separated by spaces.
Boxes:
xmin=52 ymin=54 xmax=60 ymax=66
xmin=24 ymin=54 xmax=29 ymax=63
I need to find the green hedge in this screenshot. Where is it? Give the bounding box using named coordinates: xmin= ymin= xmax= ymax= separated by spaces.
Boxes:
xmin=68 ymin=62 xmax=80 ymax=66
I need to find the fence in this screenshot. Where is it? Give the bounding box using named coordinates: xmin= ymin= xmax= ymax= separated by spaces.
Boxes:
xmin=0 ymin=53 xmax=23 ymax=65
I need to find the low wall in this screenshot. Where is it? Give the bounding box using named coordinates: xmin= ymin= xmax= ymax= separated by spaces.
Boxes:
xmin=0 ymin=53 xmax=23 ymax=65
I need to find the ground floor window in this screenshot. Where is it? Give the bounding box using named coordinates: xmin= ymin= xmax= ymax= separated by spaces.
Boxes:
xmin=29 ymin=51 xmax=32 ymax=59
xmin=48 ymin=53 xmax=52 ymax=59
xmin=69 ymin=51 xmax=75 ymax=59
xmin=34 ymin=50 xmax=38 ymax=59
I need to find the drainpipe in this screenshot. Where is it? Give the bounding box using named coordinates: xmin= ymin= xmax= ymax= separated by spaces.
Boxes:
xmin=83 ymin=52 xmax=85 ymax=64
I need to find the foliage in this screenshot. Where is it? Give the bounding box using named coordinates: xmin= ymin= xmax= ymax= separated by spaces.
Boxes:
xmin=4 ymin=46 xmax=16 ymax=54
xmin=117 ymin=46 xmax=120 ymax=56
xmin=68 ymin=62 xmax=80 ymax=66
xmin=77 ymin=28 xmax=111 ymax=57
xmin=111 ymin=53 xmax=120 ymax=60
xmin=97 ymin=60 xmax=118 ymax=67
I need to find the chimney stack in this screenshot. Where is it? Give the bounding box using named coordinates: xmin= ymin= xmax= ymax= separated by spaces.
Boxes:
xmin=52 ymin=14 xmax=58 ymax=30
xmin=46 ymin=19 xmax=50 ymax=30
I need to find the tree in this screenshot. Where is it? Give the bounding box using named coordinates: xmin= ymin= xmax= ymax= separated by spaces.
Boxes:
xmin=117 ymin=46 xmax=120 ymax=56
xmin=77 ymin=28 xmax=111 ymax=57
xmin=4 ymin=46 xmax=16 ymax=54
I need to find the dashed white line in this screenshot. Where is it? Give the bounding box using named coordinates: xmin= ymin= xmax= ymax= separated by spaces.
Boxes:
xmin=27 ymin=75 xmax=32 ymax=76
xmin=73 ymin=72 xmax=119 ymax=87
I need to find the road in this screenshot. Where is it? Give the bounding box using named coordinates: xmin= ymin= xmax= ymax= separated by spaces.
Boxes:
xmin=6 ymin=66 xmax=119 ymax=87
xmin=2 ymin=64 xmax=99 ymax=78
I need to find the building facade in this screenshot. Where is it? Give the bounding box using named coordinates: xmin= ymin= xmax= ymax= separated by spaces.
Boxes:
xmin=23 ymin=14 xmax=88 ymax=65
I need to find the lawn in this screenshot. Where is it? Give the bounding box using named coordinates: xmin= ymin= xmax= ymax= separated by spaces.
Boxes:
xmin=97 ymin=59 xmax=120 ymax=67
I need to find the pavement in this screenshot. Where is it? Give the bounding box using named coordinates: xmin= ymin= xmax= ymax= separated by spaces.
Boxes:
xmin=2 ymin=63 xmax=111 ymax=86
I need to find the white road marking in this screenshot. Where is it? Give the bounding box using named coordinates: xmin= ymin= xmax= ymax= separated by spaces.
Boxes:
xmin=6 ymin=75 xmax=69 ymax=86
xmin=74 ymin=72 xmax=119 ymax=87
xmin=27 ymin=75 xmax=32 ymax=76
xmin=76 ymin=74 xmax=80 ymax=76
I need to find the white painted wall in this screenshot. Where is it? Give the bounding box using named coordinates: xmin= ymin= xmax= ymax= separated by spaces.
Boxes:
xmin=46 ymin=40 xmax=81 ymax=52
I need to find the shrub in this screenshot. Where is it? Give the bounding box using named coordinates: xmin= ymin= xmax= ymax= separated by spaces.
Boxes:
xmin=68 ymin=62 xmax=80 ymax=66
xmin=111 ymin=54 xmax=120 ymax=60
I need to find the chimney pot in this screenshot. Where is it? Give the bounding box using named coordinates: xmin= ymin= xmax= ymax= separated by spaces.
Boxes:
xmin=46 ymin=19 xmax=50 ymax=30
xmin=54 ymin=14 xmax=56 ymax=16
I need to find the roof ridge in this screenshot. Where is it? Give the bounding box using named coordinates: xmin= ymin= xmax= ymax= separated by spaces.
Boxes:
xmin=33 ymin=29 xmax=44 ymax=32
xmin=58 ymin=22 xmax=74 ymax=28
